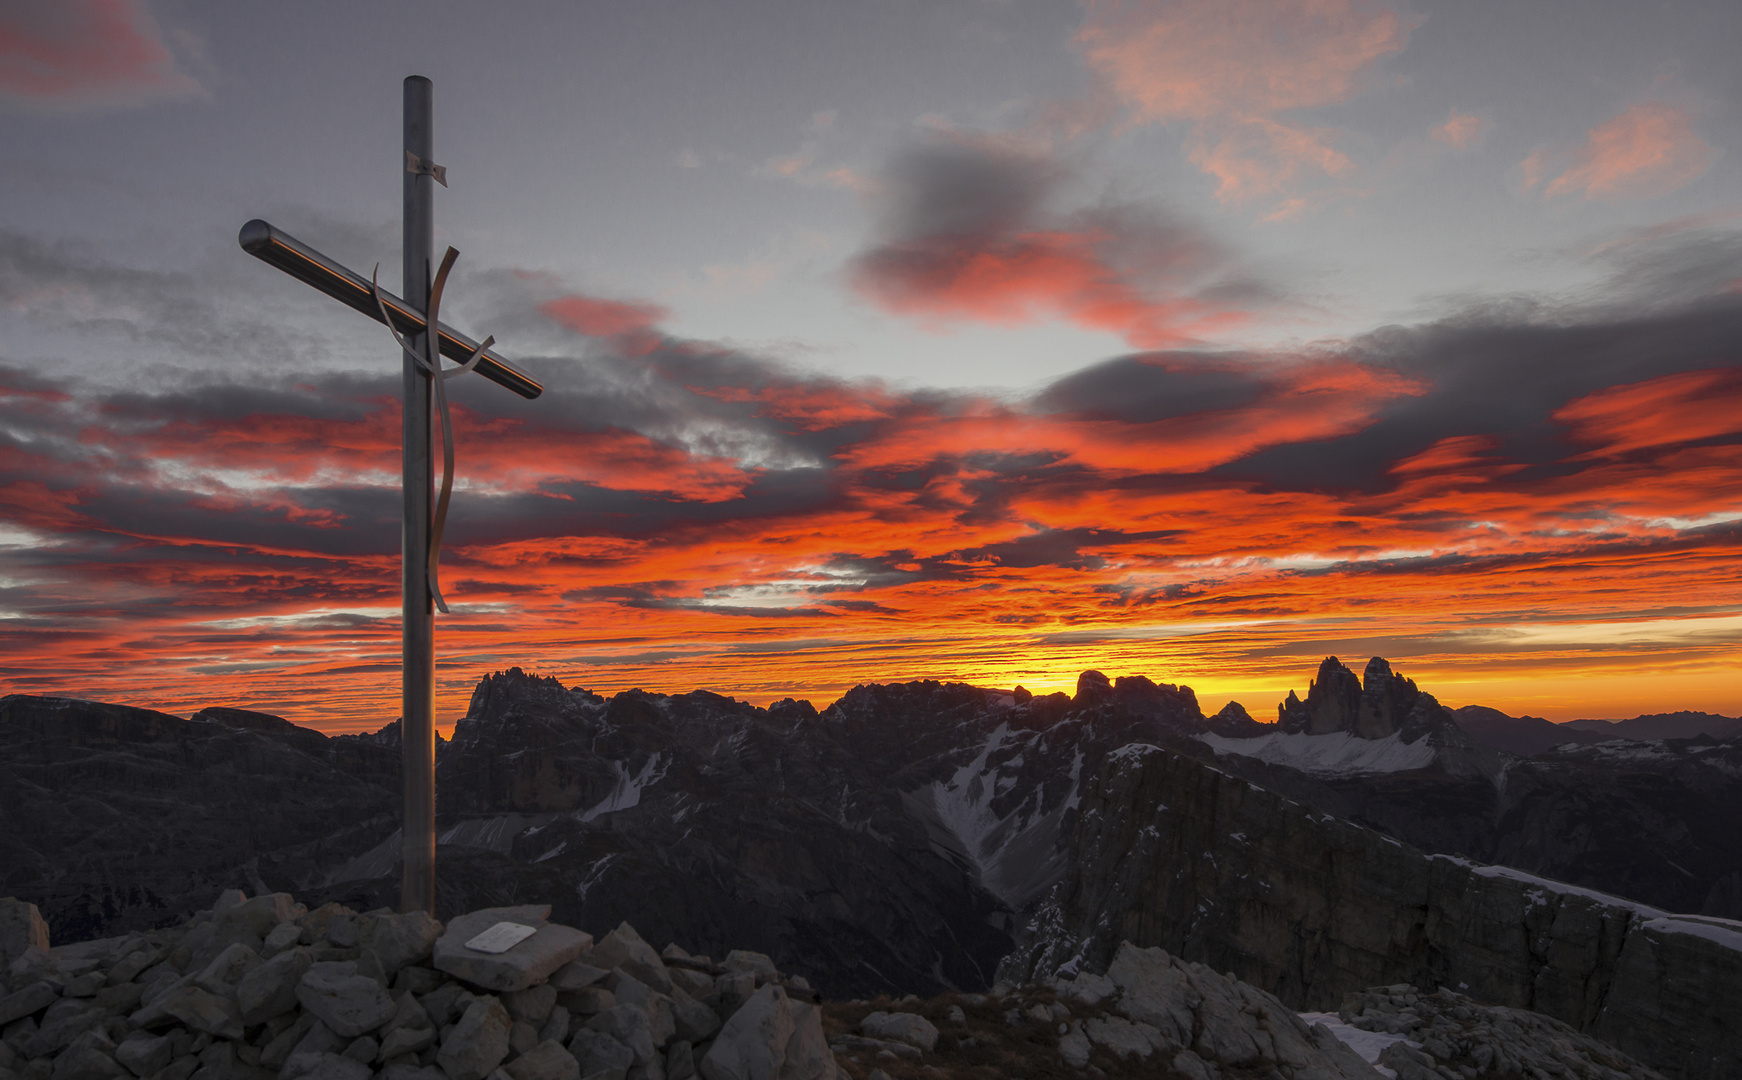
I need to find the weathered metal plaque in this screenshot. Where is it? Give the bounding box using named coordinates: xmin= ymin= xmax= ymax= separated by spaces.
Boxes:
xmin=464 ymin=921 xmax=538 ymax=954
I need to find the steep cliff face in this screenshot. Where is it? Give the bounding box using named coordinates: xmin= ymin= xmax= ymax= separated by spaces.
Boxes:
xmin=1000 ymin=742 xmax=1742 ymax=1080
xmin=0 ymin=694 xmax=398 ymax=943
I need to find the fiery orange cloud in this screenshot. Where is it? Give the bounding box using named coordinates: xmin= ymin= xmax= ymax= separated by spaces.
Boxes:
xmin=1078 ymin=0 xmax=1409 ymax=202
xmin=2 ymin=285 xmax=1740 ymax=733
xmin=0 ymin=0 xmax=198 ymax=107
xmin=1556 ymin=367 xmax=1742 ymax=459
xmin=1530 ymin=103 xmax=1715 ymax=201
xmin=850 ymin=135 xmax=1266 ymax=346
xmin=852 ymin=226 xmax=1250 ymax=348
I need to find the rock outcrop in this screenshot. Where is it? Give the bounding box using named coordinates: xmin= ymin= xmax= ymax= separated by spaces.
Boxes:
xmin=8 ymin=884 xmax=1674 ymax=1080
xmin=1001 ymin=742 xmax=1742 ymax=1080
xmin=1277 ymin=657 xmax=1436 ymax=741
xmin=0 ymin=892 xmax=830 ymax=1080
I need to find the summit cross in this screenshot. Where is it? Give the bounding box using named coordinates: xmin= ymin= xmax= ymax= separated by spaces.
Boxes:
xmin=238 ymin=76 xmax=543 ymax=914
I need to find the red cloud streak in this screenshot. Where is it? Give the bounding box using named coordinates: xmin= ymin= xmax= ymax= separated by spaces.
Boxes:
xmin=1 ymin=328 xmax=1739 ymax=732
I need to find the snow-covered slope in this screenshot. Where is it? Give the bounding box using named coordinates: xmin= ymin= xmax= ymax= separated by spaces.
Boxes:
xmin=1198 ymin=729 xmax=1438 ymax=775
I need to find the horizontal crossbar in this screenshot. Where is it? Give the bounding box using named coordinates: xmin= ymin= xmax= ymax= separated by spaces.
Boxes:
xmin=239 ymin=219 xmax=543 ymax=399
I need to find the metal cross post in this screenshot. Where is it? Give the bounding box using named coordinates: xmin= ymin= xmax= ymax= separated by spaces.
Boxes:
xmin=238 ymin=76 xmax=542 ymax=914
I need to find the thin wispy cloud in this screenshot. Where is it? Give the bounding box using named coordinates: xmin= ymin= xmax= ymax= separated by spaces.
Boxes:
xmin=1526 ymin=103 xmax=1716 ymax=201
xmin=1076 ymin=0 xmax=1410 ymax=208
xmin=0 ymin=0 xmax=200 ymax=110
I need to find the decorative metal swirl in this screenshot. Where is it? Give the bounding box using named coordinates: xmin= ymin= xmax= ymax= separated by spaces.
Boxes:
xmin=370 ymin=249 xmax=492 ymax=614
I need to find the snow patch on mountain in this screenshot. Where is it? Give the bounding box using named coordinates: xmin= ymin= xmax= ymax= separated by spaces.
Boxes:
xmin=579 ymin=753 xmax=668 ymax=822
xmin=1198 ymin=729 xmax=1437 ymax=775
xmin=906 ymin=724 xmax=1081 ymax=909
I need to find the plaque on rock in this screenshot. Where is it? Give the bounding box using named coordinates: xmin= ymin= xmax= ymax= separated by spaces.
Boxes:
xmin=465 ymin=922 xmax=538 ymax=954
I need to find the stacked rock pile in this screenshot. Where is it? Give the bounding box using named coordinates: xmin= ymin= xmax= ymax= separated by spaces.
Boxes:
xmin=822 ymin=942 xmax=1666 ymax=1080
xmin=1335 ymin=985 xmax=1666 ymax=1080
xmin=0 ymin=894 xmax=831 ymax=1080
xmin=991 ymin=942 xmax=1379 ymax=1080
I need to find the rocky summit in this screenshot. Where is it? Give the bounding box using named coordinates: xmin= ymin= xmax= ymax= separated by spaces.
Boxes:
xmin=0 ymin=890 xmax=1678 ymax=1080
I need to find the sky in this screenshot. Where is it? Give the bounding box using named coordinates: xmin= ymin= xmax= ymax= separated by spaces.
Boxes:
xmin=1 ymin=0 xmax=1739 ymax=734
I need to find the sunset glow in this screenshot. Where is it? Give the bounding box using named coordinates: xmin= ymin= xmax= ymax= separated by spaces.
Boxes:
xmin=2 ymin=0 xmax=1738 ymax=732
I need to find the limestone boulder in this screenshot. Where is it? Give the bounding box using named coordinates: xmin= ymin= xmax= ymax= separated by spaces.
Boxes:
xmin=568 ymin=1028 xmax=635 ymax=1080
xmin=588 ymin=924 xmax=672 ymax=994
xmin=296 ymin=960 xmax=396 ymax=1038
xmin=438 ymin=995 xmax=513 ymax=1080
xmin=358 ymin=910 xmax=443 ymax=977
xmin=113 ymin=1032 xmax=172 ymax=1079
xmin=0 ymin=899 xmax=51 ymax=965
xmin=857 ymin=1012 xmax=937 ymax=1052
xmin=504 ymin=1039 xmax=581 ymax=1080
xmin=699 ymin=984 xmax=793 ymax=1080
xmin=433 ymin=907 xmax=592 ymax=993
xmin=0 ymin=980 xmax=58 ymax=1026
xmin=236 ymin=945 xmax=311 ymax=1025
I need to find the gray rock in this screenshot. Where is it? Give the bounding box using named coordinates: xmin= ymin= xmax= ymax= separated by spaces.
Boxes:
xmin=392 ymin=966 xmax=445 ymax=996
xmin=1169 ymin=1048 xmax=1212 ymax=1080
xmin=296 ymin=961 xmax=396 ymax=1038
xmin=668 ymin=970 xmax=712 ymax=1000
xmin=512 ymin=1021 xmax=541 ymax=1057
xmin=437 ymin=996 xmax=513 ymax=1080
xmin=108 ymin=947 xmax=160 ymax=988
xmin=286 ymin=1018 xmax=348 ymax=1066
xmin=587 ymin=927 xmax=670 ymax=995
xmin=325 ymin=915 xmax=360 ymax=950
xmin=712 ymin=975 xmax=754 ymax=1021
xmin=856 ymin=1013 xmax=936 ymax=1053
xmin=379 ymin=1065 xmax=446 ymax=1080
xmin=262 ymin=924 xmax=303 ymax=959
xmin=237 ymin=948 xmax=312 ymax=1025
xmin=114 ymin=1032 xmax=173 ymax=1079
xmin=504 ymin=1040 xmax=581 ymax=1080
xmin=0 ymin=902 xmax=50 ymax=966
xmin=1065 ymin=972 xmax=1116 ymax=1007
xmin=0 ymin=982 xmax=57 ymax=1027
xmin=382 ymin=990 xmax=434 ymax=1038
xmin=586 ymin=1006 xmax=657 ymax=1065
xmin=550 ymin=962 xmax=608 ymax=992
xmin=153 ymin=984 xmax=242 ymax=1041
xmin=377 ymin=1024 xmax=437 ymax=1061
xmin=259 ymin=1013 xmax=318 ymax=1070
xmin=567 ymin=1028 xmax=635 ymax=1080
xmin=1082 ymin=1016 xmax=1153 ymax=1059
xmin=192 ymin=942 xmax=260 ymax=996
xmin=539 ymin=1005 xmax=571 ymax=1046
xmin=1106 ymin=943 xmax=1195 ymax=1046
xmin=718 ymin=955 xmax=775 ymax=984
xmin=668 ymin=990 xmax=718 ymax=1045
xmin=1057 ymin=1024 xmax=1090 ymax=1068
xmin=559 ymin=988 xmax=615 ymax=1017
xmin=505 ymin=985 xmax=557 ymax=1024
xmin=341 ymin=1036 xmax=377 ymax=1064
xmin=280 ymin=1050 xmax=371 ymax=1080
xmin=778 ymin=1002 xmax=830 ymax=1080
xmin=358 ymin=912 xmax=443 ymax=977
xmin=419 ymin=982 xmax=467 ymax=1027
xmin=433 ymin=908 xmax=591 ymax=994
xmin=51 ymin=1029 xmax=124 ymax=1080
xmin=699 ymin=985 xmax=792 ymax=1080
xmin=664 ymin=1042 xmax=695 ymax=1080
